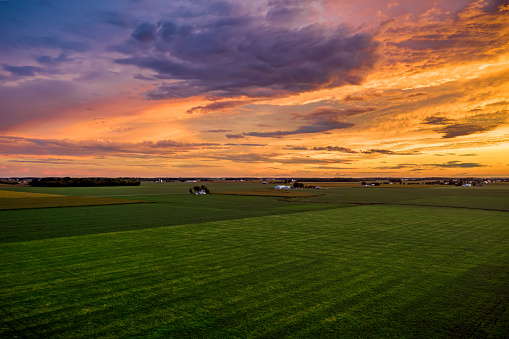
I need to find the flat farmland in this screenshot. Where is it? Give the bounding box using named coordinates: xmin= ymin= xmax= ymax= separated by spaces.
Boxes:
xmin=0 ymin=190 xmax=149 ymax=210
xmin=1 ymin=182 xmax=508 ymax=337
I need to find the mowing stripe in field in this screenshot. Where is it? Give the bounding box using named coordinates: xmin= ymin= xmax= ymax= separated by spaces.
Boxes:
xmin=1 ymin=204 xmax=508 ymax=337
xmin=0 ymin=190 xmax=63 ymax=198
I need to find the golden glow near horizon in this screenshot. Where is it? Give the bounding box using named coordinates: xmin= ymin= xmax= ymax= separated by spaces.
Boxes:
xmin=0 ymin=0 xmax=508 ymax=177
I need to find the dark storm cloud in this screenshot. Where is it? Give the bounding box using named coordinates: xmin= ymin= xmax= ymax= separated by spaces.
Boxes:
xmin=244 ymin=106 xmax=375 ymax=138
xmin=113 ymin=7 xmax=379 ymax=99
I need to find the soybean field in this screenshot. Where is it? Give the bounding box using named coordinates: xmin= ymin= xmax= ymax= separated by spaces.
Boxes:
xmin=1 ymin=182 xmax=508 ymax=337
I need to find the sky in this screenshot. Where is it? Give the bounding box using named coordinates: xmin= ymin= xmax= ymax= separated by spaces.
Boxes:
xmin=0 ymin=0 xmax=508 ymax=178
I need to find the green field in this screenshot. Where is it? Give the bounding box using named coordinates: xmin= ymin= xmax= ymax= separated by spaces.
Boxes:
xmin=1 ymin=182 xmax=508 ymax=337
xmin=0 ymin=190 xmax=149 ymax=210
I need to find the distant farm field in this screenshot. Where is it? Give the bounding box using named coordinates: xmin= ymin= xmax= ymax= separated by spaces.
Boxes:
xmin=215 ymin=190 xmax=322 ymax=198
xmin=0 ymin=190 xmax=149 ymax=210
xmin=1 ymin=182 xmax=508 ymax=337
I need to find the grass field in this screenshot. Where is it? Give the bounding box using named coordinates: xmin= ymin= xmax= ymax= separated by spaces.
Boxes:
xmin=1 ymin=182 xmax=508 ymax=337
xmin=0 ymin=190 xmax=149 ymax=210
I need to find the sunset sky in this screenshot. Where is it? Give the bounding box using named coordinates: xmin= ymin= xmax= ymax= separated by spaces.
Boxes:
xmin=1 ymin=0 xmax=508 ymax=178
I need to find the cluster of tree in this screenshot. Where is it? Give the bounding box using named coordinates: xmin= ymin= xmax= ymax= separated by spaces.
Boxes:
xmin=189 ymin=185 xmax=210 ymax=194
xmin=292 ymin=182 xmax=318 ymax=189
xmin=29 ymin=177 xmax=141 ymax=187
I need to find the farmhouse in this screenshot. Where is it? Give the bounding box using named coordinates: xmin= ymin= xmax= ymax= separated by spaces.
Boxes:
xmin=274 ymin=185 xmax=291 ymax=189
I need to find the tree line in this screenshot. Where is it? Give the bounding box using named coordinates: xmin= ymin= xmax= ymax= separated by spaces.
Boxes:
xmin=29 ymin=177 xmax=141 ymax=187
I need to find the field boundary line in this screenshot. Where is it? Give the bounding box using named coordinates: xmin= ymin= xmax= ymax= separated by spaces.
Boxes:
xmin=87 ymin=193 xmax=185 ymax=197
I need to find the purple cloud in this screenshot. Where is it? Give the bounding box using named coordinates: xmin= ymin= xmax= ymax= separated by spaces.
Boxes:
xmin=3 ymin=65 xmax=46 ymax=77
xmin=114 ymin=5 xmax=379 ymax=99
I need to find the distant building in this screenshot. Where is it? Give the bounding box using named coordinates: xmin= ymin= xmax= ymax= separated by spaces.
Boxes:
xmin=274 ymin=185 xmax=291 ymax=189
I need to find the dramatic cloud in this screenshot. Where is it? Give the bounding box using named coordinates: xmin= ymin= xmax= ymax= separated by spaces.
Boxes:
xmin=0 ymin=1 xmax=508 ymax=177
xmin=114 ymin=3 xmax=380 ymax=99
